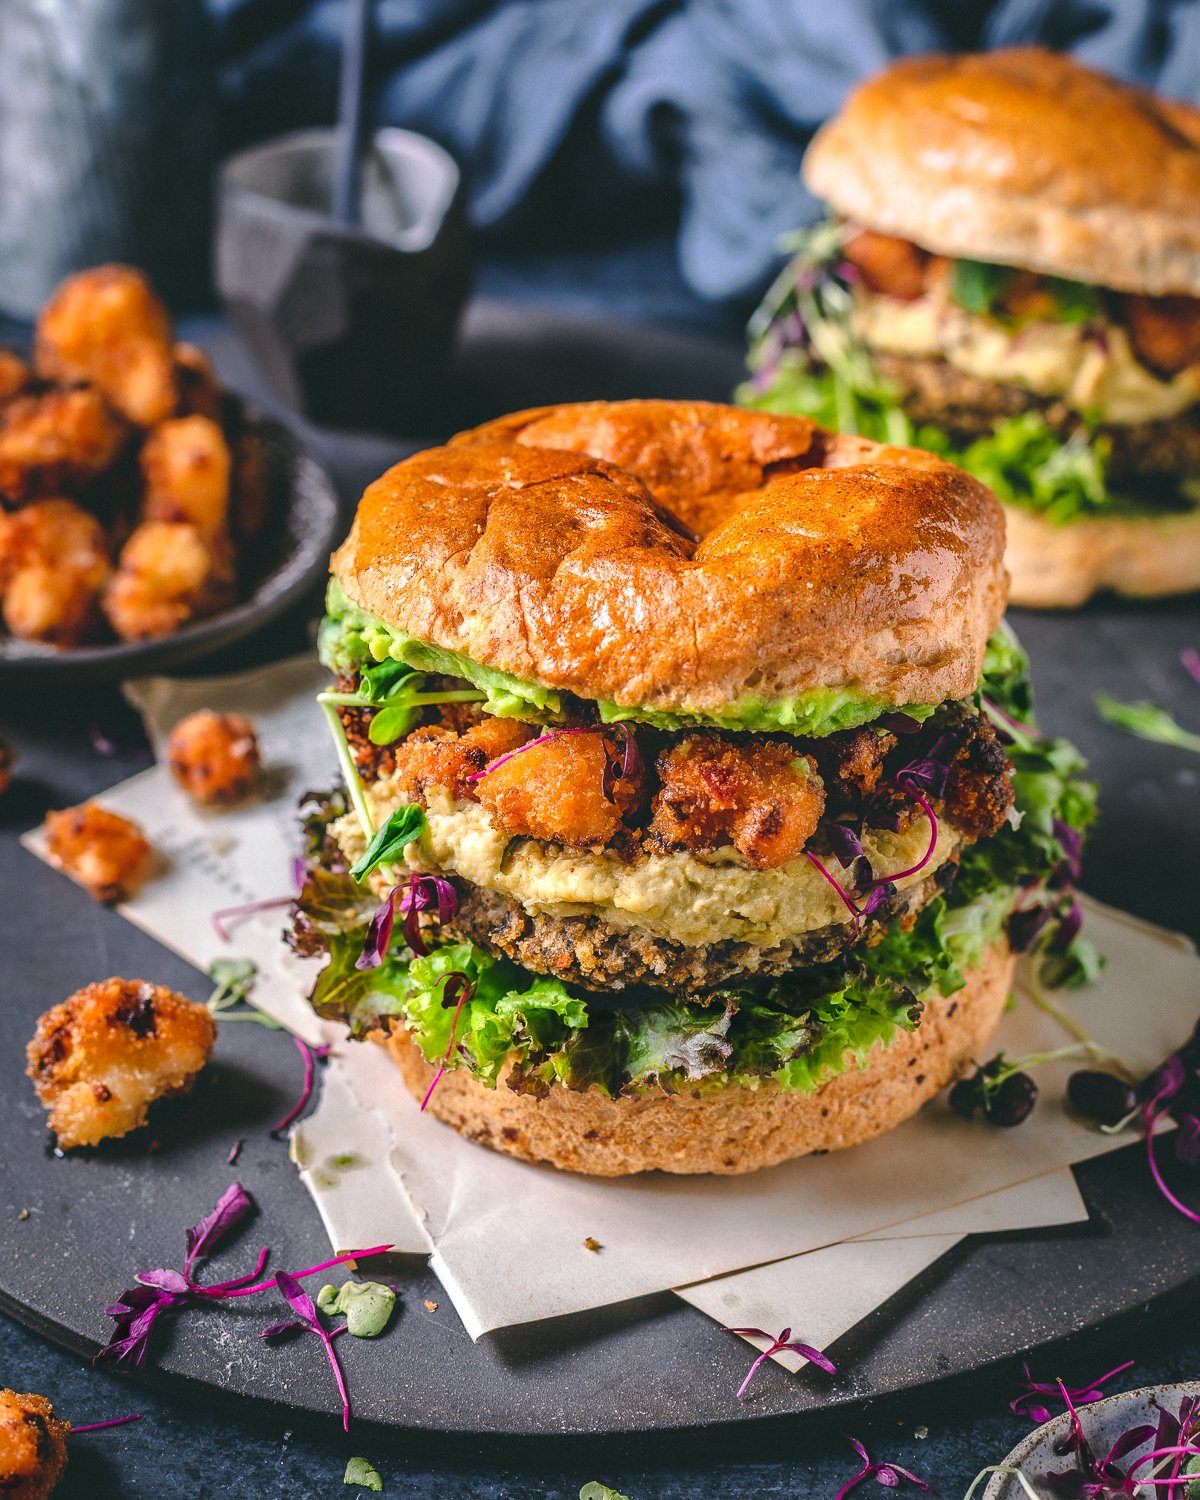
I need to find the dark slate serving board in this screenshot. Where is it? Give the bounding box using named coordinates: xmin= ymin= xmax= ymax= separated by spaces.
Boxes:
xmin=2 ymin=308 xmax=1200 ymax=1440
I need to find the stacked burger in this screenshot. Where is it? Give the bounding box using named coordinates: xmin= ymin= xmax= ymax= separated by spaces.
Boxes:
xmin=741 ymin=49 xmax=1200 ymax=607
xmin=291 ymin=399 xmax=1095 ymax=1175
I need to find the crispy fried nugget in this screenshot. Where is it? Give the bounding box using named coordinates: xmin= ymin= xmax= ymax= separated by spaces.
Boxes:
xmin=1123 ymin=293 xmax=1200 ymax=380
xmin=166 ymin=709 xmax=260 ymax=804
xmin=476 ymin=730 xmax=647 ymax=849
xmin=0 ymin=350 xmax=30 ymax=406
xmin=102 ymin=519 xmax=235 ymax=641
xmin=0 ymin=1389 xmax=69 ymax=1500
xmin=0 ymin=387 xmax=127 ymax=503
xmin=0 ymin=499 xmax=111 ymax=645
xmin=42 ymin=802 xmax=152 ymax=903
xmin=647 ymin=733 xmax=825 ymax=869
xmin=34 ymin=264 xmax=178 ymax=426
xmin=26 ymin=977 xmax=217 ymax=1149
xmin=805 ymin=726 xmax=898 ymax=802
xmin=140 ymin=415 xmax=231 ymax=541
xmin=174 ymin=341 xmax=223 ymax=420
xmin=385 ymin=718 xmax=531 ymax=804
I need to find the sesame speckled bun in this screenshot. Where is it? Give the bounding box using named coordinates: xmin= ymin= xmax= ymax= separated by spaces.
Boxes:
xmin=803 ymin=48 xmax=1200 ymax=298
xmin=375 ymin=940 xmax=1014 ymax=1176
xmin=329 ymin=400 xmax=1007 ymax=722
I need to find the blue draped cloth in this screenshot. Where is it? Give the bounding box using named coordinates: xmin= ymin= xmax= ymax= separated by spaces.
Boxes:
xmin=209 ymin=0 xmax=1200 ymax=303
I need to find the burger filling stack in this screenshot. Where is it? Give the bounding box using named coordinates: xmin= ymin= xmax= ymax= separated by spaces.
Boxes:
xmin=289 ymin=399 xmax=1095 ymax=1175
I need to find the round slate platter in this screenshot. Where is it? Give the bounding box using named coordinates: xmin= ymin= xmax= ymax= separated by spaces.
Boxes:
xmin=3 ymin=307 xmax=1200 ymax=1440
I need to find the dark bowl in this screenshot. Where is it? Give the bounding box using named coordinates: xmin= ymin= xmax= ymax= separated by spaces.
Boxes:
xmin=0 ymin=417 xmax=339 ymax=685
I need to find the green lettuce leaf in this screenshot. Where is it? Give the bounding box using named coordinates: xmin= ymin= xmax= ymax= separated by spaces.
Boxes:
xmin=309 ymin=930 xmax=413 ymax=1037
xmin=978 ymin=617 xmax=1036 ymax=726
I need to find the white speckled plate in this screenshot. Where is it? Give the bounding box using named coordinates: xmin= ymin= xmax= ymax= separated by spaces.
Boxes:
xmin=983 ymin=1382 xmax=1200 ymax=1498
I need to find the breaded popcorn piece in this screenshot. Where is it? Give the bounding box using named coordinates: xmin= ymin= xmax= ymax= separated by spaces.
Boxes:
xmin=382 ymin=717 xmax=531 ymax=803
xmin=166 ymin=709 xmax=260 ymax=804
xmin=0 ymin=500 xmax=111 ymax=645
xmin=102 ymin=519 xmax=234 ymax=641
xmin=26 ymin=977 xmax=217 ymax=1149
xmin=647 ymin=734 xmax=826 ymax=870
xmin=42 ymin=802 xmax=151 ymax=903
xmin=173 ymin=341 xmax=223 ymax=421
xmin=140 ymin=415 xmax=231 ymax=542
xmin=0 ymin=1389 xmax=69 ymax=1500
xmin=0 ymin=388 xmax=127 ymax=503
xmin=476 ymin=730 xmax=647 ymax=849
xmin=34 ymin=264 xmax=178 ymax=427
xmin=0 ymin=349 xmax=30 ymax=406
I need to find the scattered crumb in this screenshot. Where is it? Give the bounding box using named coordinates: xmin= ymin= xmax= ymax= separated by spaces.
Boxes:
xmin=26 ymin=977 xmax=217 ymax=1148
xmin=17 ymin=1211 xmax=28 ymax=1221
xmin=424 ymin=1301 xmax=438 ymax=1312
xmin=914 ymin=1426 xmax=929 ymax=1439
xmin=227 ymin=1137 xmax=244 ymax=1165
xmin=583 ymin=1237 xmax=602 ymax=1253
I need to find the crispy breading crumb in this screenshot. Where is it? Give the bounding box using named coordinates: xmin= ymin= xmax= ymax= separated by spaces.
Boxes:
xmin=0 ymin=1388 xmax=69 ymax=1500
xmin=41 ymin=802 xmax=151 ymax=903
xmin=26 ymin=977 xmax=217 ymax=1149
xmin=424 ymin=1300 xmax=438 ymax=1312
xmin=583 ymin=1237 xmax=602 ymax=1252
xmin=166 ymin=710 xmax=260 ymax=805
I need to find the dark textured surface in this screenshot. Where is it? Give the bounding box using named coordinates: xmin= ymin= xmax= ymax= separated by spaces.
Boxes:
xmin=4 ymin=312 xmax=1200 ymax=1489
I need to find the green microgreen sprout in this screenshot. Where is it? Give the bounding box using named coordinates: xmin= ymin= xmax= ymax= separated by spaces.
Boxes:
xmin=205 ymin=959 xmax=283 ymax=1029
xmin=1095 ymin=692 xmax=1200 ymax=754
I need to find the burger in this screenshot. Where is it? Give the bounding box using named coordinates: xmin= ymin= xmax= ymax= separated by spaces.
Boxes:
xmin=739 ymin=48 xmax=1200 ymax=608
xmin=289 ymin=399 xmax=1095 ymax=1175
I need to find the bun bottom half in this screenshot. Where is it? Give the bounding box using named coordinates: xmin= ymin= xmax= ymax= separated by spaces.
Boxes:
xmin=373 ymin=941 xmax=1014 ymax=1177
xmin=1003 ymin=503 xmax=1200 ymax=608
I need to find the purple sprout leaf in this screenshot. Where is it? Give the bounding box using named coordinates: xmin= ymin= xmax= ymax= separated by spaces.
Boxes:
xmin=834 ymin=1439 xmax=932 ymax=1500
xmin=136 ymin=1269 xmax=191 ymax=1295
xmin=1008 ymin=905 xmax=1053 ymax=954
xmin=879 ymin=713 xmax=923 ymax=735
xmin=184 ymin=1182 xmax=252 ymax=1284
xmin=876 ymin=1469 xmax=900 ymax=1488
xmin=859 ymin=882 xmax=896 ymax=918
xmin=826 ymin=824 xmax=865 ymax=870
xmin=259 ymin=1320 xmax=306 ymax=1340
xmin=275 ymin=1269 xmax=319 ymax=1326
xmin=1054 ymin=900 xmax=1083 ymax=949
xmin=1182 ymin=648 xmax=1200 ymax=687
xmin=267 ymin=1270 xmax=352 ymax=1431
xmin=1176 ymin=1115 xmax=1200 ymax=1167
xmin=271 ymin=1036 xmax=323 ymax=1138
xmin=896 ymin=733 xmax=958 ymax=799
xmin=227 ymin=1138 xmax=244 ymax=1166
xmin=721 ymin=1325 xmax=835 ymax=1397
xmin=1104 ymin=1425 xmax=1157 ymax=1466
xmin=1053 ymin=818 xmax=1084 ymax=880
xmin=355 ymin=888 xmax=397 ymax=970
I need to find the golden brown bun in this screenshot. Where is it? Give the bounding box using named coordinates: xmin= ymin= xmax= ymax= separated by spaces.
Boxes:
xmin=375 ymin=941 xmax=1013 ymax=1176
xmin=1002 ymin=502 xmax=1200 ymax=607
xmin=804 ymin=48 xmax=1200 ymax=297
xmin=331 ymin=400 xmax=1007 ymax=720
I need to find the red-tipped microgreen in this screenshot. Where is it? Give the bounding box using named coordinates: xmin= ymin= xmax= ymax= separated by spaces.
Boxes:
xmin=270 ymin=1036 xmax=330 ymax=1138
xmin=71 ymin=1414 xmax=142 ymax=1433
xmin=420 ymin=972 xmax=477 ymax=1110
xmin=1182 ymin=649 xmax=1200 ymax=687
xmin=721 ymin=1325 xmax=835 ymax=1396
xmin=1010 ymin=1360 xmax=1135 ymax=1423
xmin=1143 ymin=1055 xmax=1200 ymax=1225
xmin=260 ymin=1269 xmax=352 ymax=1431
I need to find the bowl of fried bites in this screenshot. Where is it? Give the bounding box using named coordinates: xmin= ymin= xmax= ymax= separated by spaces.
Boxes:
xmin=0 ymin=264 xmax=339 ymax=681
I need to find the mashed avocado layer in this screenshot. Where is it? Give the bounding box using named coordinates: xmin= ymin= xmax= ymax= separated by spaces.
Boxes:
xmin=330 ymin=786 xmax=958 ymax=948
xmin=319 ymin=578 xmax=937 ymax=738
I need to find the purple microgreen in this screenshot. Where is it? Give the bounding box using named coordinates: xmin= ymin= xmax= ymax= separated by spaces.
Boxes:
xmin=721 ymin=1326 xmax=836 ymax=1397
xmin=1145 ymin=1069 xmax=1200 ymax=1223
xmin=356 ymin=889 xmax=397 ymax=970
xmin=1008 ymin=905 xmax=1053 ymax=954
xmin=227 ymin=1138 xmax=244 ymax=1166
xmin=895 ymin=733 xmax=957 ymax=799
xmin=466 ymin=727 xmax=594 ymax=783
xmin=805 ymin=853 xmax=863 ymax=940
xmin=879 ymin=713 xmax=923 ymax=735
xmin=270 ymin=1037 xmax=328 ymax=1138
xmin=71 ymin=1414 xmax=142 ymax=1433
xmin=826 ymin=823 xmax=865 ymax=870
xmin=1053 ymin=817 xmax=1084 ymax=879
xmin=1011 ymin=1361 xmax=1135 ymax=1422
xmin=184 ymin=1182 xmax=252 ymax=1285
xmin=264 ymin=1269 xmax=352 ymax=1430
xmin=834 ymin=1437 xmax=933 ymax=1500
xmin=219 ymin=1246 xmax=392 ymax=1299
xmin=1105 ymin=1425 xmax=1158 ymax=1466
xmin=293 ymin=855 xmax=307 ymax=890
xmin=858 ymin=881 xmax=895 ymax=917
xmin=420 ymin=972 xmax=477 ymax=1110
xmin=875 ymin=776 xmax=939 ymax=885
xmin=94 ymin=1285 xmax=190 ymax=1368
xmin=1176 ymin=1115 xmax=1200 ymax=1167
xmin=136 ymin=1268 xmax=192 ymax=1295
xmin=1182 ymin=649 xmax=1200 ymax=687
xmin=211 ymin=898 xmax=296 ymax=944
xmin=1054 ymin=899 xmax=1083 ymax=948
xmin=396 ymin=873 xmax=458 ymax=959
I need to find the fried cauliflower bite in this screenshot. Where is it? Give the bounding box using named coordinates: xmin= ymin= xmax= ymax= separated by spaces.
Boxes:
xmin=805 ymin=726 xmax=898 ymax=803
xmin=166 ymin=709 xmax=260 ymax=804
xmin=0 ymin=349 xmax=30 ymax=406
xmin=26 ymin=978 xmax=217 ymax=1149
xmin=140 ymin=415 xmax=231 ymax=541
xmin=34 ymin=264 xmax=178 ymax=427
xmin=843 ymin=229 xmax=930 ymax=300
xmin=0 ymin=1390 xmax=69 ymax=1500
xmin=647 ymin=733 xmax=825 ymax=869
xmin=0 ymin=499 xmax=111 ymax=645
xmin=0 ymin=388 xmax=127 ymax=503
xmin=475 ymin=729 xmax=648 ymax=849
xmin=1122 ymin=293 xmax=1200 ymax=379
xmin=382 ymin=717 xmax=532 ymax=803
xmin=42 ymin=802 xmax=152 ymax=903
xmin=102 ymin=519 xmax=235 ymax=641
xmin=173 ymin=340 xmax=223 ymax=420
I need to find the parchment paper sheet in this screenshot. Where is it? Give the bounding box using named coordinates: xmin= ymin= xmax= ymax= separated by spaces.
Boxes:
xmin=21 ymin=657 xmax=1196 ymax=1359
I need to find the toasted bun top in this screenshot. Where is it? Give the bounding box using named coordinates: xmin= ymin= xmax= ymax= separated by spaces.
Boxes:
xmin=803 ymin=48 xmax=1200 ymax=297
xmin=331 ymin=400 xmax=1007 ymax=719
